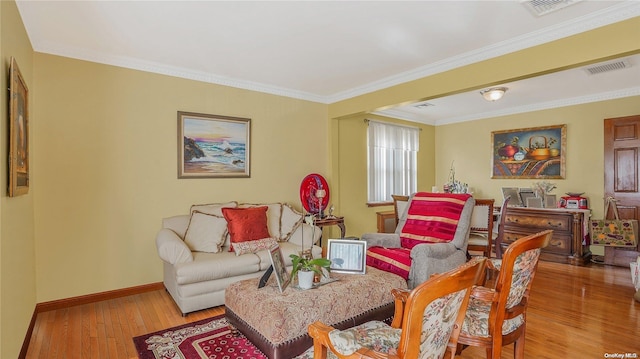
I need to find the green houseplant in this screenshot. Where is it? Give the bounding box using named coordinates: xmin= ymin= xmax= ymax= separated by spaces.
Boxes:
xmin=289 ymin=254 xmax=331 ymax=289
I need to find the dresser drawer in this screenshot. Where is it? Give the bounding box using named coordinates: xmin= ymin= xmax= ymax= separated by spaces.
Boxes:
xmin=503 ymin=230 xmax=572 ymax=255
xmin=504 ymin=213 xmax=572 ymax=232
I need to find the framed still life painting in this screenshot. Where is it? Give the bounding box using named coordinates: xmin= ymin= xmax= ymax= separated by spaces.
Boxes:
xmin=492 ymin=124 xmax=566 ymax=179
xmin=9 ymin=57 xmax=29 ymax=197
xmin=178 ymin=111 xmax=251 ymax=178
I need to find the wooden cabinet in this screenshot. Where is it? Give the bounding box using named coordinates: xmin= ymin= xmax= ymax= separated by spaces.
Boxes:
xmin=501 ymin=207 xmax=591 ymax=266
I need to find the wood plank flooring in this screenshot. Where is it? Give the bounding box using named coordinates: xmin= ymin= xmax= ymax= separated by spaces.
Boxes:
xmin=25 ymin=261 xmax=639 ymax=358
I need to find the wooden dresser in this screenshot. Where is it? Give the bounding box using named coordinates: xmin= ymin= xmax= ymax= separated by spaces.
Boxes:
xmin=500 ymin=207 xmax=591 ymax=266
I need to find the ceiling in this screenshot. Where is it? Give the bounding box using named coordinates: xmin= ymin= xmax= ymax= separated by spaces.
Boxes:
xmin=16 ymin=0 xmax=640 ymax=125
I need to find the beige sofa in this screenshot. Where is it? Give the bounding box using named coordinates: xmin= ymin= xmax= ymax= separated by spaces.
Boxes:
xmin=156 ymin=201 xmax=322 ymax=315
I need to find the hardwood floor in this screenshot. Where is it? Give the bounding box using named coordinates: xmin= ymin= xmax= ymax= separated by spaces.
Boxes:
xmin=25 ymin=261 xmax=639 ymax=359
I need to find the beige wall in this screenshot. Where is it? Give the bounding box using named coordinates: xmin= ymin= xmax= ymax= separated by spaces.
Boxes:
xmin=435 ymin=97 xmax=640 ymax=220
xmin=0 ymin=2 xmax=637 ymax=356
xmin=332 ymin=114 xmax=435 ymax=236
xmin=1 ymin=1 xmax=36 ymax=358
xmin=32 ymin=54 xmax=328 ymax=302
xmin=330 ymin=17 xmax=640 ymax=240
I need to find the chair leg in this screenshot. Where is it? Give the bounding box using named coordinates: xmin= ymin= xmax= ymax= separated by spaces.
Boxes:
xmin=313 ymin=340 xmax=328 ymax=359
xmin=488 ymin=344 xmax=502 ymax=359
xmin=514 ymin=330 xmax=526 ymax=359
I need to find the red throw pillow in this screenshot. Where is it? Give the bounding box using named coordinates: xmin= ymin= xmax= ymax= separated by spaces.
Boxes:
xmin=222 ymin=206 xmax=271 ymax=252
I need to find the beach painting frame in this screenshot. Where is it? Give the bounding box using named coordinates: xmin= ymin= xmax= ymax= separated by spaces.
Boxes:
xmin=178 ymin=111 xmax=250 ymax=178
xmin=9 ymin=57 xmax=29 ymax=196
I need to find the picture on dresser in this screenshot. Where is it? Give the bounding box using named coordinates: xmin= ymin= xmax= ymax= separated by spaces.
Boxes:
xmin=545 ymin=194 xmax=557 ymax=208
xmin=492 ymin=124 xmax=566 ymax=179
xmin=502 ymin=187 xmax=522 ymax=207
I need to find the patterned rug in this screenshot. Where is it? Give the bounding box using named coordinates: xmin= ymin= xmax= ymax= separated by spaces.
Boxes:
xmin=133 ymin=315 xmax=268 ymax=359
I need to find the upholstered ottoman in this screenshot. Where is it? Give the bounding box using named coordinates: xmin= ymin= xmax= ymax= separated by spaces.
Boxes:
xmin=225 ymin=266 xmax=407 ymax=359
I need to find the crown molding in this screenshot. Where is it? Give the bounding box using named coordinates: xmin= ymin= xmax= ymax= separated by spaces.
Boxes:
xmin=326 ymin=2 xmax=640 ymax=103
xmin=435 ymin=86 xmax=640 ymax=126
xmin=34 ymin=42 xmax=328 ymax=104
xmin=31 ymin=2 xmax=640 ymax=105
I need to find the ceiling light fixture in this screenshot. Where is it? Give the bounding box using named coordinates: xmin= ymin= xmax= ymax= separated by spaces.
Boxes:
xmin=480 ymin=87 xmax=508 ymax=102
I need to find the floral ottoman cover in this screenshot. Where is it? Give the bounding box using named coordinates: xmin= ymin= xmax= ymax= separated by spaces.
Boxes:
xmin=225 ymin=266 xmax=407 ymax=359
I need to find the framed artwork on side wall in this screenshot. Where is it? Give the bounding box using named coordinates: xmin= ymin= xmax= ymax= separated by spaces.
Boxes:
xmin=491 ymin=124 xmax=566 ymax=179
xmin=9 ymin=57 xmax=29 ymax=196
xmin=177 ymin=111 xmax=251 ymax=178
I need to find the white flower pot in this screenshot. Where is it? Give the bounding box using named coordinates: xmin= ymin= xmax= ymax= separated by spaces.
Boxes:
xmin=298 ymin=270 xmax=315 ymax=289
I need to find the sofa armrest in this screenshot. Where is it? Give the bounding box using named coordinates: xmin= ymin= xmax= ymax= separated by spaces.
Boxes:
xmin=361 ymin=233 xmax=401 ymax=248
xmin=156 ymin=228 xmax=193 ymax=265
xmin=410 ymin=242 xmax=459 ymax=260
xmin=408 ymin=242 xmax=465 ymax=288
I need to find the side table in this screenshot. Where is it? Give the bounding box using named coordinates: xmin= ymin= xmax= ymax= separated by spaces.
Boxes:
xmin=314 ymin=216 xmax=346 ymax=238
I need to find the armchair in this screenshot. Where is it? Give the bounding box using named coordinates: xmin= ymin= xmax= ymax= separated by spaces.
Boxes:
xmin=305 ymin=257 xmax=486 ymax=359
xmin=363 ymin=192 xmax=475 ymax=288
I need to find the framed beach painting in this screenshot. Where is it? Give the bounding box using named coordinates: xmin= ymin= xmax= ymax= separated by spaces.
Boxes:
xmin=9 ymin=57 xmax=29 ymax=197
xmin=178 ymin=112 xmax=250 ymax=178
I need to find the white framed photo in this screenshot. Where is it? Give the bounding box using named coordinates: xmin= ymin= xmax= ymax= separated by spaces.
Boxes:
xmin=327 ymin=239 xmax=367 ymax=274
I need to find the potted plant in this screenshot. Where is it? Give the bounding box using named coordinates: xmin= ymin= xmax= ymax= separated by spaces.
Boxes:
xmin=289 ymin=254 xmax=331 ymax=289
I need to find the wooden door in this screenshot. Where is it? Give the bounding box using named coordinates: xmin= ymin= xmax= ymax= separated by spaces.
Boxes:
xmin=604 ymin=115 xmax=640 ymax=266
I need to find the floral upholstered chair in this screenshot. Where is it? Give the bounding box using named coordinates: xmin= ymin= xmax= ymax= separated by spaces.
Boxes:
xmin=301 ymin=257 xmax=486 ymax=359
xmin=454 ymin=230 xmax=552 ymax=359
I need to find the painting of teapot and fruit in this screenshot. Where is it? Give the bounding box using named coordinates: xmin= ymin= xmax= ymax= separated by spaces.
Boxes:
xmin=491 ymin=124 xmax=566 ymax=179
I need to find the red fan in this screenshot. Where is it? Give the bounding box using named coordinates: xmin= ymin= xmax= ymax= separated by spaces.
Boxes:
xmin=300 ymin=173 xmax=330 ymax=215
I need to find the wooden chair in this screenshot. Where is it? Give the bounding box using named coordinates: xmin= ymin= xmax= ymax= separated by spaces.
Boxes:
xmin=305 ymin=257 xmax=487 ymax=359
xmin=468 ymin=199 xmax=495 ymax=258
xmin=493 ymin=196 xmax=510 ymax=259
xmin=391 ymin=194 xmax=410 ymax=227
xmin=453 ymin=229 xmax=552 ymax=359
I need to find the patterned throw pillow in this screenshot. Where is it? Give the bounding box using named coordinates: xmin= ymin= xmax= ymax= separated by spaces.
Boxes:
xmin=232 ymin=237 xmax=278 ymax=256
xmin=400 ymin=192 xmax=471 ymax=249
xmin=222 ymin=206 xmax=271 ymax=252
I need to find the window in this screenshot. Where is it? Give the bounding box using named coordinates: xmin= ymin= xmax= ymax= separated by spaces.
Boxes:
xmin=367 ymin=120 xmax=419 ymax=203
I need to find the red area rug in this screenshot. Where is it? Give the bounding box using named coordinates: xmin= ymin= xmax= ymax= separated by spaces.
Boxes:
xmin=133 ymin=315 xmax=267 ymax=359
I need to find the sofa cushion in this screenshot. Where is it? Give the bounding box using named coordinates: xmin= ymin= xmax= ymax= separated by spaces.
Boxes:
xmin=175 ymin=251 xmax=262 ymax=285
xmin=184 ymin=211 xmax=228 ymax=253
xmin=280 ymin=204 xmax=304 ymax=241
xmin=222 ymin=206 xmax=271 ymax=251
xmin=233 ymin=237 xmax=278 ymax=256
xmin=190 ymin=201 xmax=238 ymax=216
